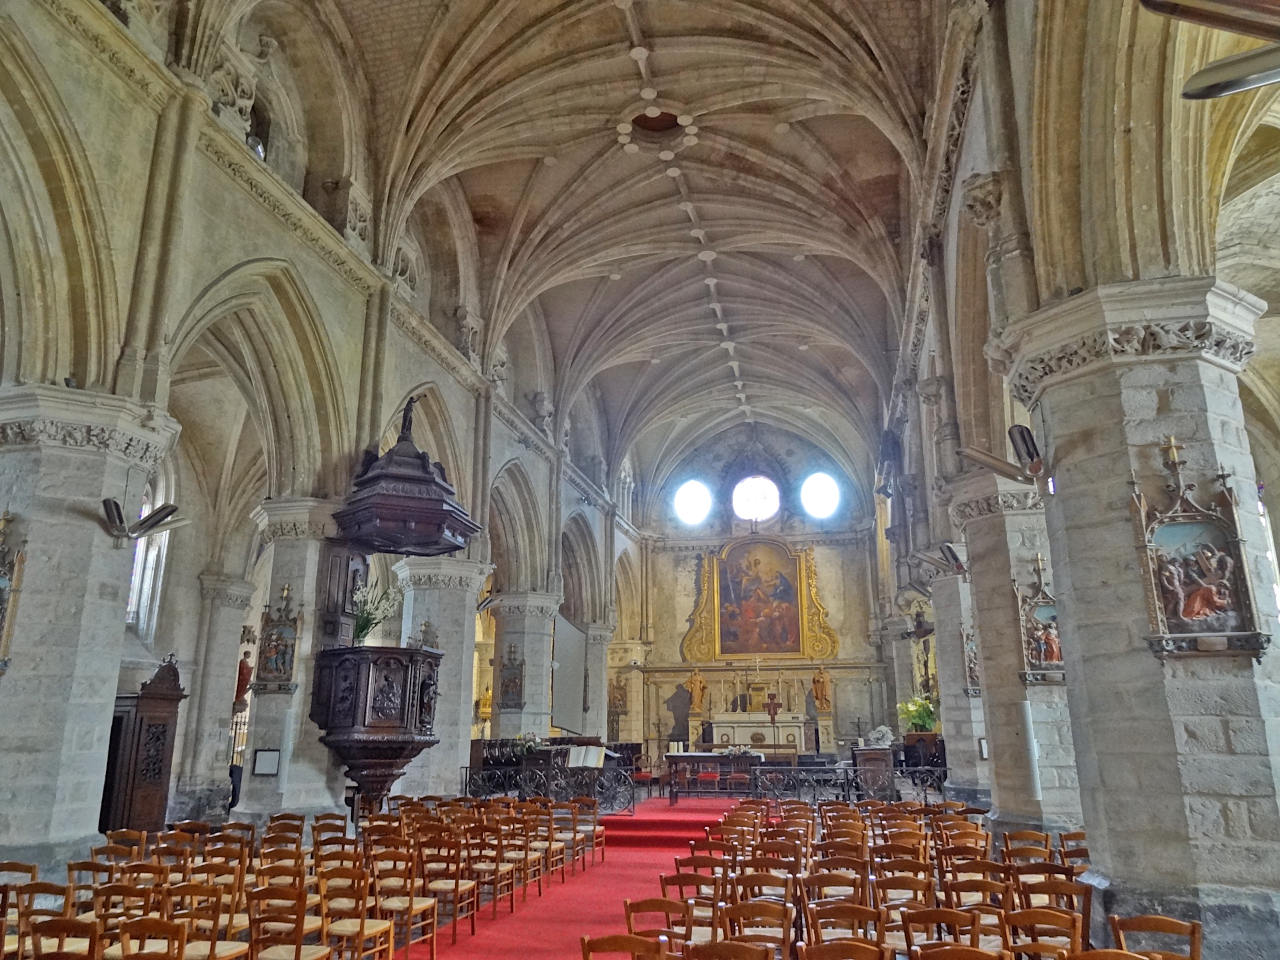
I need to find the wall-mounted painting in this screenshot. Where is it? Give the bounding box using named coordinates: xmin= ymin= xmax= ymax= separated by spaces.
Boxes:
xmin=680 ymin=537 xmax=838 ymax=662
xmin=1014 ymin=555 xmax=1065 ymax=684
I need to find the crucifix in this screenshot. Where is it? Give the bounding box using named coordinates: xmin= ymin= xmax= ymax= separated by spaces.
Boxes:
xmin=764 ymin=691 xmax=782 ymax=724
xmin=751 ymin=656 xmax=762 ymax=680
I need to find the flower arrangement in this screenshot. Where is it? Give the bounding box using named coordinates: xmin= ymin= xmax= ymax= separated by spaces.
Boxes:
xmin=897 ymin=696 xmax=937 ymax=732
xmin=351 ymin=582 xmax=400 ymax=643
xmin=515 ymin=732 xmax=548 ymax=755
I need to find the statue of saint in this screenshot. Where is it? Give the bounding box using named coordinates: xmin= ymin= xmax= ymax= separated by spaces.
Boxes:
xmin=686 ymin=668 xmax=708 ymax=713
xmin=234 ymin=650 xmax=254 ymax=706
xmin=811 ymin=666 xmax=833 ymax=711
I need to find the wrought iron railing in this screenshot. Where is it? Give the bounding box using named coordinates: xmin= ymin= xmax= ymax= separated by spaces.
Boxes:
xmin=665 ymin=764 xmax=951 ymax=805
xmin=459 ymin=765 xmax=637 ymax=815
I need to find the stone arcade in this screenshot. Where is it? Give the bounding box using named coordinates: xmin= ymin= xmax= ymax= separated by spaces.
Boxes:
xmin=1 ymin=0 xmax=1279 ymax=955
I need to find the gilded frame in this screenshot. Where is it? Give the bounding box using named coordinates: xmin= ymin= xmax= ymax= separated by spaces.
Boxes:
xmin=680 ymin=536 xmax=838 ymax=662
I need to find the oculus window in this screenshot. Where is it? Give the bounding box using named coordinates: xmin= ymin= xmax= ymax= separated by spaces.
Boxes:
xmin=732 ymin=475 xmax=780 ymax=522
xmin=673 ymin=479 xmax=713 ymax=525
xmin=800 ymin=472 xmax=840 ymax=519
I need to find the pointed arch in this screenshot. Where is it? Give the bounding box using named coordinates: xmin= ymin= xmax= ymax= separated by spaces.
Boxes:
xmin=614 ymin=548 xmax=640 ymax=644
xmin=560 ymin=510 xmax=605 ymax=626
xmin=0 ymin=20 xmax=120 ymax=389
xmin=170 ymin=258 xmax=350 ymax=497
xmin=488 ymin=459 xmax=546 ymax=593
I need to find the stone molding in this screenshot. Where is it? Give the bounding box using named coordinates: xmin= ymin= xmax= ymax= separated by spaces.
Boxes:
xmin=584 ymin=624 xmax=615 ymax=645
xmin=0 ymin=388 xmax=178 ymax=470
xmin=196 ymin=130 xmax=376 ymax=295
xmin=393 ymin=557 xmax=492 ymax=594
xmin=490 ymin=592 xmax=561 ymax=620
xmin=491 ymin=396 xmax=556 ymax=464
xmin=251 ymin=498 xmax=338 ymax=543
xmin=995 ymin=278 xmax=1264 ymax=406
xmin=34 ymin=0 xmax=174 ymax=108
xmin=388 ymin=303 xmax=488 ymax=396
xmin=949 ymin=490 xmax=1044 ymax=527
xmin=198 ymin=573 xmax=254 ymax=609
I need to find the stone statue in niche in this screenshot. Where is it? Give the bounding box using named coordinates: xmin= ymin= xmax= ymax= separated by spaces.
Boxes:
xmin=488 ymin=343 xmax=510 ymax=398
xmin=234 ymin=651 xmax=253 ymax=707
xmin=686 ymin=668 xmax=708 ymax=713
xmin=455 ymin=306 xmax=481 ymax=368
xmin=608 ymin=675 xmax=627 ymax=713
xmin=528 ymin=392 xmax=555 ymax=438
xmin=811 ymin=666 xmax=832 ymax=711
xmin=499 ymin=642 xmax=524 ymax=708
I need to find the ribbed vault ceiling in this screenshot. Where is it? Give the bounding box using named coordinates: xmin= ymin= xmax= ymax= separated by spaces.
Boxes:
xmin=334 ymin=0 xmax=941 ymax=496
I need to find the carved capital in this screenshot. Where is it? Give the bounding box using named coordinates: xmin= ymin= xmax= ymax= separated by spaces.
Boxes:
xmin=999 ymin=279 xmax=1263 ymax=407
xmin=394 ymin=557 xmax=493 ymax=595
xmin=0 ymin=387 xmax=178 ymax=470
xmin=961 ymin=171 xmax=1003 ymax=227
xmin=251 ymin=498 xmax=338 ymax=544
xmin=949 ymin=490 xmax=1044 ymax=528
xmin=199 ymin=573 xmax=254 ymax=609
xmin=490 ymin=592 xmax=562 ymax=620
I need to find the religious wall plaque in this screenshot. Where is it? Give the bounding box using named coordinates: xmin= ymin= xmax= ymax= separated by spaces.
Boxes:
xmin=1014 ymin=555 xmax=1065 ymax=684
xmin=1131 ymin=437 xmax=1270 ymax=662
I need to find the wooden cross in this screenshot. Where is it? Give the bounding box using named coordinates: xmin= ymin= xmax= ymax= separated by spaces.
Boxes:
xmin=764 ymin=691 xmax=782 ymax=724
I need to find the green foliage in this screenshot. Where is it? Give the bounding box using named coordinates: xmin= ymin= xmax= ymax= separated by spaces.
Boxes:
xmin=896 ymin=696 xmax=937 ymax=732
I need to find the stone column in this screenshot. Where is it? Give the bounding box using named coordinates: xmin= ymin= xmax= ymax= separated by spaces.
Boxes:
xmin=236 ymin=499 xmax=345 ymax=815
xmin=0 ymin=387 xmax=177 ymax=870
xmin=950 ymin=473 xmax=1083 ymax=834
xmin=879 ymin=615 xmax=914 ymax=732
xmin=582 ymin=624 xmax=613 ymax=741
xmin=932 ymin=570 xmax=991 ymax=806
xmin=998 ymin=278 xmax=1280 ymax=948
xmin=172 ymin=573 xmax=253 ymax=819
xmin=392 ymin=556 xmax=491 ymax=797
xmin=489 ymin=593 xmax=560 ymax=737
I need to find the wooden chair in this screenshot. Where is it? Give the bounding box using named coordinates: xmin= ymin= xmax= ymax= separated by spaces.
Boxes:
xmin=16 ymin=883 xmax=73 ymax=960
xmin=29 ymin=919 xmax=99 ymax=960
xmin=528 ymin=809 xmax=567 ymax=884
xmin=1001 ymin=908 xmax=1082 ymax=958
xmin=804 ymin=903 xmax=885 ymax=947
xmin=89 ymin=849 xmax=136 ymax=873
xmin=187 ymin=863 xmax=247 ymax=941
xmin=580 ymin=934 xmax=668 ymax=958
xmin=687 ymin=943 xmax=770 ymax=960
xmin=1003 ymin=832 xmax=1050 ymax=851
xmin=624 ymin=898 xmax=692 ymax=955
xmin=116 ymin=918 xmax=186 ymax=960
xmin=370 ymin=851 xmax=434 ymax=960
xmin=719 ymin=900 xmax=794 ymax=956
xmin=88 ymin=885 xmax=152 ymax=948
xmin=802 ymin=870 xmax=870 ymax=908
xmin=103 ymin=834 xmax=147 ymax=858
xmin=658 ymin=874 xmax=720 ymax=946
xmin=319 ymin=867 xmax=392 ymax=960
xmin=1062 ymin=953 xmax=1145 ymax=960
xmin=1016 ymin=881 xmax=1091 ymax=949
xmin=732 ymin=872 xmax=792 ymax=906
xmin=65 ymin=864 xmax=112 ymax=916
xmin=552 ymin=802 xmax=589 ymax=875
xmin=1107 ymin=916 xmax=1201 ymax=960
xmin=572 ymin=796 xmax=606 ymax=864
xmin=162 ymin=882 xmax=248 ymax=960
xmin=1055 ymin=834 xmax=1088 ymax=874
xmin=469 ymin=824 xmax=516 ymax=919
xmin=901 ymin=907 xmax=982 ymax=955
xmin=245 ymin=884 xmax=330 ymax=960
xmin=423 ymin=836 xmax=476 ymax=945
xmin=795 ymin=943 xmax=884 ymax=960
xmin=908 ymin=949 xmax=1011 ymax=960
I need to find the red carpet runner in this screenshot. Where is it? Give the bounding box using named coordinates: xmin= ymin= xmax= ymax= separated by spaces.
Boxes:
xmin=418 ymin=798 xmax=734 ymax=958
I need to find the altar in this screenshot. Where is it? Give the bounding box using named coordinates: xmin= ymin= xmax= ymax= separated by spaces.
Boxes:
xmin=707 ymin=711 xmax=807 ymax=757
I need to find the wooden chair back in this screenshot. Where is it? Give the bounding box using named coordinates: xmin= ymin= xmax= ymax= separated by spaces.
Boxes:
xmin=29 ymin=917 xmax=101 ymax=960
xmin=90 ymin=883 xmax=153 ymax=939
xmin=687 ymin=943 xmax=770 ymax=960
xmin=1108 ymin=914 xmax=1202 ymax=960
xmin=580 ymin=933 xmax=668 ymax=958
xmin=901 ymin=907 xmax=980 ymax=952
xmin=719 ymin=900 xmax=794 ymax=952
xmin=65 ymin=861 xmax=112 ymax=910
xmin=1002 ymin=907 xmax=1083 ymax=956
xmin=118 ymin=918 xmax=186 ymax=960
xmin=245 ymin=883 xmax=312 ymax=960
xmin=804 ymin=902 xmax=884 ymax=945
xmin=795 ymin=942 xmax=883 ymax=960
xmin=163 ymin=882 xmax=224 ymax=960
xmin=624 ymin=897 xmax=691 ymax=948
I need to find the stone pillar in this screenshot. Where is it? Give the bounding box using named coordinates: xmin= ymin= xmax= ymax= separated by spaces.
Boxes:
xmin=950 ymin=473 xmax=1083 ymax=834
xmin=880 ymin=615 xmax=914 ymax=732
xmin=489 ymin=593 xmax=560 ymax=737
xmin=932 ymin=570 xmax=991 ymax=806
xmin=236 ymin=499 xmax=345 ymax=815
xmin=0 ymin=387 xmax=177 ymax=870
xmin=582 ymin=624 xmax=612 ymax=741
xmin=998 ymin=278 xmax=1280 ymax=949
xmin=392 ymin=556 xmax=491 ymax=797
xmin=172 ymin=573 xmax=253 ymax=819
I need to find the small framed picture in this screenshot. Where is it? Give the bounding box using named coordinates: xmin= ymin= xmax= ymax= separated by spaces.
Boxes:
xmin=252 ymin=749 xmax=281 ymax=776
xmin=978 ymin=737 xmax=990 ymax=760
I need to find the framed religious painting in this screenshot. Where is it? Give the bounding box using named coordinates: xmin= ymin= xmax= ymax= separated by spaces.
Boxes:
xmin=1014 ymin=555 xmax=1065 ymax=684
xmin=252 ymin=585 xmax=302 ymax=693
xmin=679 ymin=536 xmax=838 ymax=661
xmin=1132 ymin=439 xmax=1269 ymax=662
